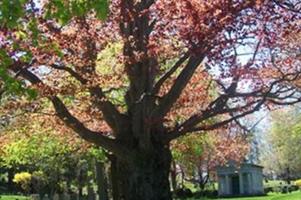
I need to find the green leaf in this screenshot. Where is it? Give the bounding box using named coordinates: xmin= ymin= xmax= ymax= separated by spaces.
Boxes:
xmin=0 ymin=0 xmax=27 ymax=28
xmin=44 ymin=0 xmax=108 ymax=25
xmin=28 ymin=18 xmax=39 ymax=46
xmin=26 ymin=89 xmax=38 ymax=100
xmin=94 ymin=0 xmax=109 ymax=19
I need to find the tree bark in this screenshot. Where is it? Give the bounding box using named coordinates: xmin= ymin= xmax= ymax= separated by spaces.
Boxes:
xmin=113 ymin=143 xmax=173 ymax=200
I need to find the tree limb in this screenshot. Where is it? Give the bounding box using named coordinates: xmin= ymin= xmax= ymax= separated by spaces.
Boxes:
xmin=186 ymin=99 xmax=265 ymax=133
xmin=49 ymin=63 xmax=130 ymax=134
xmin=152 ymin=53 xmax=189 ymax=95
xmin=50 ymin=64 xmax=87 ymax=84
xmin=12 ymin=64 xmax=128 ymax=156
xmin=153 ymin=55 xmax=205 ymax=119
xmin=165 ymin=68 xmax=301 ymax=142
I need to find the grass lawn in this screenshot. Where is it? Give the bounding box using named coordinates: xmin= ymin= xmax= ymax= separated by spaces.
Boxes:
xmin=179 ymin=191 xmax=301 ymax=200
xmin=0 ymin=195 xmax=29 ymax=200
xmin=215 ymin=191 xmax=301 ymax=200
xmin=1 ymin=192 xmax=301 ymax=200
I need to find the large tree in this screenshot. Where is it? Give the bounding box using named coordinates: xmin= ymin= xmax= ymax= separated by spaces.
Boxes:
xmin=1 ymin=0 xmax=301 ymax=199
xmin=261 ymin=107 xmax=301 ymax=181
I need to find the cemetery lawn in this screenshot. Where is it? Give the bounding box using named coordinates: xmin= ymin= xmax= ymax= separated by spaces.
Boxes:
xmin=0 ymin=195 xmax=29 ymax=200
xmin=214 ymin=191 xmax=301 ymax=200
xmin=1 ymin=192 xmax=301 ymax=200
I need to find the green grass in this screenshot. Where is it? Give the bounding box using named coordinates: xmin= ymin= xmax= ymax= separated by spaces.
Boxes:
xmin=183 ymin=191 xmax=301 ymax=200
xmin=0 ymin=195 xmax=29 ymax=200
xmin=1 ymin=192 xmax=301 ymax=200
xmin=217 ymin=191 xmax=301 ymax=200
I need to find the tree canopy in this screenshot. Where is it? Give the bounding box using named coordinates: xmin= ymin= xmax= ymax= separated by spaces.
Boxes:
xmin=261 ymin=107 xmax=301 ymax=180
xmin=1 ymin=0 xmax=301 ymax=199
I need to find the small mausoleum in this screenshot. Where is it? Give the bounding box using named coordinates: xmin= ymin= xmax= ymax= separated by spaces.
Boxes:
xmin=216 ymin=163 xmax=264 ymax=197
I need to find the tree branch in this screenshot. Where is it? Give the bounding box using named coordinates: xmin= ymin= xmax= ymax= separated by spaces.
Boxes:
xmin=165 ymin=68 xmax=301 ymax=142
xmin=165 ymin=98 xmax=262 ymax=142
xmin=12 ymin=64 xmax=128 ymax=156
xmin=152 ymin=53 xmax=189 ymax=95
xmin=186 ymin=99 xmax=265 ymax=133
xmin=49 ymin=96 xmax=127 ymax=156
xmin=49 ymin=63 xmax=130 ymax=135
xmin=89 ymin=87 xmax=130 ymax=135
xmin=272 ymin=0 xmax=301 ymax=14
xmin=153 ymin=55 xmax=205 ymax=119
xmin=50 ymin=64 xmax=87 ymax=84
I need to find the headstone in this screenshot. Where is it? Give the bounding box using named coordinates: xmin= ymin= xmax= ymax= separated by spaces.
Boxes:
xmin=53 ymin=193 xmax=59 ymax=200
xmin=88 ymin=187 xmax=96 ymax=200
xmin=64 ymin=193 xmax=71 ymax=200
xmin=42 ymin=194 xmax=50 ymax=200
xmin=70 ymin=193 xmax=78 ymax=200
xmin=58 ymin=193 xmax=65 ymax=200
xmin=57 ymin=193 xmax=71 ymax=200
xmin=95 ymin=161 xmax=108 ymax=200
xmin=31 ymin=194 xmax=40 ymax=200
xmin=78 ymin=195 xmax=87 ymax=200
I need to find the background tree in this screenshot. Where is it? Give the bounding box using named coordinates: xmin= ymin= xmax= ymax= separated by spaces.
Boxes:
xmin=261 ymin=107 xmax=301 ymax=182
xmin=1 ymin=0 xmax=301 ymax=199
xmin=172 ymin=128 xmax=249 ymax=192
xmin=0 ymin=110 xmax=109 ymax=198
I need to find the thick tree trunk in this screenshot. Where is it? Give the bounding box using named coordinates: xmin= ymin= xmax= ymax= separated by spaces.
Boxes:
xmin=113 ymin=143 xmax=173 ymax=200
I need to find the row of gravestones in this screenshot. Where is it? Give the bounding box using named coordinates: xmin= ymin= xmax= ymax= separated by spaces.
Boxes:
xmin=31 ymin=193 xmax=100 ymax=200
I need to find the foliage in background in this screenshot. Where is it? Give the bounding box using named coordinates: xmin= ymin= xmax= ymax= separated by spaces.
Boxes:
xmin=0 ymin=111 xmax=106 ymax=194
xmin=173 ymin=131 xmax=249 ymax=175
xmin=171 ymin=130 xmax=249 ymax=191
xmin=13 ymin=172 xmax=32 ymax=193
xmin=261 ymin=107 xmax=301 ymax=180
xmin=295 ymin=179 xmax=301 ymax=187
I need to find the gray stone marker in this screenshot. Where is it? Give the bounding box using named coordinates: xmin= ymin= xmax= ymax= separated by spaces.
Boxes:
xmin=70 ymin=193 xmax=78 ymax=200
xmin=42 ymin=194 xmax=50 ymax=200
xmin=31 ymin=194 xmax=40 ymax=200
xmin=52 ymin=193 xmax=59 ymax=200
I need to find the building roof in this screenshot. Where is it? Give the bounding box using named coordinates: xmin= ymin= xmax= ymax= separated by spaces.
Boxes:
xmin=216 ymin=162 xmax=263 ymax=175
